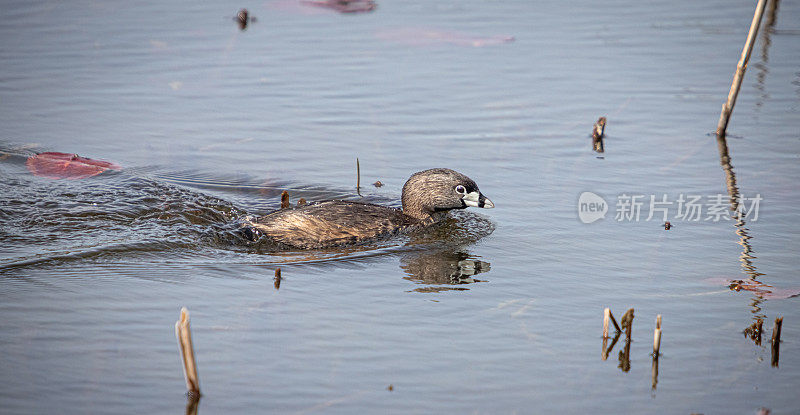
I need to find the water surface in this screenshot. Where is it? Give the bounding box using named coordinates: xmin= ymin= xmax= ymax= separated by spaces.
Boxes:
xmin=1 ymin=0 xmax=799 ymax=413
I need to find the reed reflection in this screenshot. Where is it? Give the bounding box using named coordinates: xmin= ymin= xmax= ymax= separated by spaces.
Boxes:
xmin=755 ymin=0 xmax=780 ymax=109
xmin=717 ymin=133 xmax=770 ymax=343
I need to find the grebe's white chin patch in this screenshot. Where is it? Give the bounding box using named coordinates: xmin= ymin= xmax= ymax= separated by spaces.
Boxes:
xmin=463 ymin=191 xmax=494 ymax=209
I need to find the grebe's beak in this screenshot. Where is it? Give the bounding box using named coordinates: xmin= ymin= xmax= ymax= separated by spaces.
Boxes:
xmin=463 ymin=191 xmax=494 ymax=209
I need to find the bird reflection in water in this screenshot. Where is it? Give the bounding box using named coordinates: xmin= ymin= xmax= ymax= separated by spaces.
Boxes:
xmin=400 ymin=249 xmax=490 ymax=293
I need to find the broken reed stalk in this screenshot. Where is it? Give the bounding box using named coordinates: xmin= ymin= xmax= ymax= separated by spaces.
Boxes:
xmin=603 ymin=308 xmax=611 ymax=338
xmin=771 ymin=317 xmax=782 ymax=344
xmin=653 ymin=314 xmax=662 ymax=357
xmin=621 ymin=308 xmax=634 ymax=341
xmin=756 ymin=318 xmax=764 ymax=345
xmin=356 ymin=158 xmax=361 ymax=195
xmin=592 ymin=116 xmax=606 ymax=153
xmin=608 ymin=309 xmax=622 ymax=333
xmin=771 ymin=316 xmax=783 ymax=367
xmin=280 ymin=190 xmax=290 ymax=209
xmin=175 ymin=307 xmax=201 ymax=397
xmin=715 ymin=0 xmax=768 ymax=137
xmin=274 ymin=268 xmax=282 ymax=290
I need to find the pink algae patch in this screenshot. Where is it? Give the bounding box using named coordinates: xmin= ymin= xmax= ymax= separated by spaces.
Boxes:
xmin=376 ymin=27 xmax=515 ymax=48
xmin=26 ymin=152 xmax=121 ymax=180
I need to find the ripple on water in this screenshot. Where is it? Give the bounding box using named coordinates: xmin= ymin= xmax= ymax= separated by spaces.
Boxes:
xmin=1 ymin=156 xmax=495 ymax=289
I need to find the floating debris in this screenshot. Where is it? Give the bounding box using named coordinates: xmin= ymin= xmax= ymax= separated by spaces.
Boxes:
xmin=663 ymin=221 xmax=672 ymax=230
xmin=235 ymin=8 xmax=257 ymax=30
xmin=743 ymin=318 xmax=763 ymax=345
xmin=387 ymin=384 xmax=394 ymax=392
xmin=297 ymin=198 xmax=307 ymax=207
xmin=373 ymin=181 xmax=383 ymax=187
xmin=26 ymin=152 xmax=121 ymax=180
xmin=726 ymin=279 xmax=800 ymax=299
xmin=274 ymin=268 xmax=282 ymax=290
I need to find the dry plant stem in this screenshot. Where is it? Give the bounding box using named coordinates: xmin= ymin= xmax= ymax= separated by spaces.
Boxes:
xmin=608 ymin=310 xmax=622 ymax=333
xmin=772 ymin=317 xmax=783 ymax=344
xmin=592 ymin=117 xmax=606 ymax=139
xmin=716 ymin=0 xmax=768 ymax=136
xmin=771 ymin=316 xmax=783 ymax=367
xmin=175 ymin=307 xmax=201 ymax=396
xmin=621 ymin=308 xmax=634 ymax=341
xmin=281 ymin=191 xmax=290 ymax=209
xmin=603 ymin=308 xmax=610 ymax=338
xmin=356 ymin=158 xmax=361 ymax=195
xmin=653 ymin=314 xmax=662 ymax=356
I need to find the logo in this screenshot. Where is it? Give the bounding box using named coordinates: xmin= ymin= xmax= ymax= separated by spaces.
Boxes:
xmin=578 ymin=192 xmax=608 ymax=224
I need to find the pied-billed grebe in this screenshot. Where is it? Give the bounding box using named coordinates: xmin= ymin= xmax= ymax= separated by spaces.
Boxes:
xmin=243 ymin=168 xmax=493 ymax=249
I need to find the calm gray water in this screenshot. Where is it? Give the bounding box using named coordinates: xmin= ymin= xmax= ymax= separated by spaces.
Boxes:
xmin=2 ymin=0 xmax=800 ymax=413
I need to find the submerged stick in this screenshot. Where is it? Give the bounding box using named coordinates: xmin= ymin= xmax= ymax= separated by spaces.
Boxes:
xmin=651 ymin=352 xmax=659 ymax=390
xmin=653 ymin=315 xmax=662 ymax=356
xmin=618 ymin=335 xmax=631 ymax=373
xmin=175 ymin=307 xmax=201 ymax=397
xmin=771 ymin=316 xmax=782 ymax=367
xmin=757 ymin=318 xmax=764 ymax=345
xmin=715 ymin=0 xmax=768 ymax=136
xmin=603 ymin=331 xmax=621 ymax=361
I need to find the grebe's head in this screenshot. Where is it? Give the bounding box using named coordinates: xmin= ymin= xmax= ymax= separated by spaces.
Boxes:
xmin=401 ymin=168 xmax=493 ymax=221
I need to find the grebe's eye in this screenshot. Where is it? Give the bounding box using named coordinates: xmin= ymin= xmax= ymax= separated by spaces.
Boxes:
xmin=455 ymin=185 xmax=467 ymax=195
